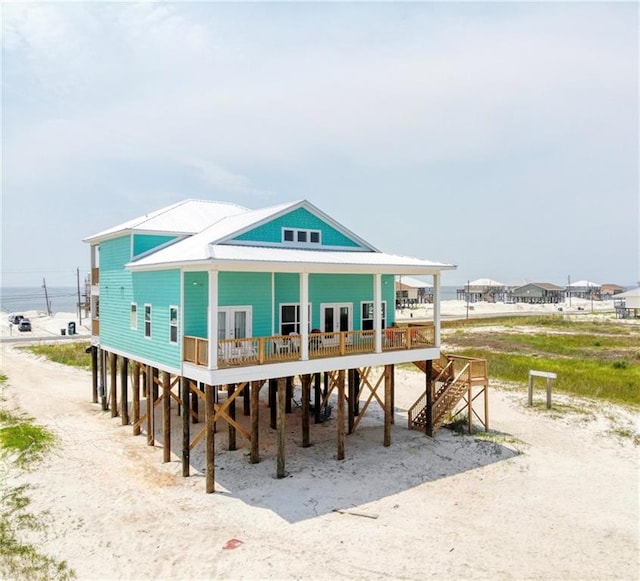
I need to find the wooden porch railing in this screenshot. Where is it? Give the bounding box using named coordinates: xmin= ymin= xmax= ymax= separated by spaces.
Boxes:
xmin=183 ymin=325 xmax=436 ymax=368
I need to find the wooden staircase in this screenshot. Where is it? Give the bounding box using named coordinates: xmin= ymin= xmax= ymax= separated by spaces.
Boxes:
xmin=408 ymin=354 xmax=489 ymax=435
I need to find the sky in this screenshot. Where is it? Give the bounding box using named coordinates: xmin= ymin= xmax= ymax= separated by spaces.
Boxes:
xmin=2 ymin=1 xmax=638 ymax=288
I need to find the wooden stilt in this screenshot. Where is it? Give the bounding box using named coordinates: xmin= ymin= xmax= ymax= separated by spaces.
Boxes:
xmin=205 ymin=384 xmax=215 ymax=493
xmin=120 ymin=357 xmax=129 ymax=426
xmin=337 ymin=370 xmax=345 ymax=460
xmin=354 ymin=369 xmax=360 ymax=416
xmin=301 ymin=374 xmax=311 ymax=448
xmin=384 ymin=365 xmax=392 ymax=447
xmin=146 ymin=365 xmax=154 ymax=446
xmin=228 ymin=384 xmax=237 ymax=451
xmin=182 ymin=377 xmax=190 ymax=476
xmin=250 ymin=380 xmax=260 ymax=464
xmin=347 ymin=369 xmax=355 ymax=434
xmin=91 ymin=346 xmax=98 ymax=404
xmin=152 ymin=367 xmax=159 ymax=402
xmin=110 ymin=352 xmax=118 ymax=417
xmin=286 ymin=376 xmax=293 ymax=414
xmin=314 ymin=373 xmax=321 ymax=424
xmin=390 ymin=364 xmax=395 ymax=425
xmin=141 ymin=365 xmax=147 ymax=398
xmin=276 ymin=377 xmax=286 ymax=478
xmin=163 ymin=371 xmax=171 ymax=462
xmin=192 ymin=384 xmax=199 ymax=423
xmin=132 ymin=363 xmax=141 ymax=435
xmin=99 ymin=348 xmax=108 ymax=411
xmin=243 ymin=383 xmax=250 ymax=416
xmin=269 ymin=378 xmax=277 ymax=430
xmin=425 ymin=360 xmax=434 ymax=437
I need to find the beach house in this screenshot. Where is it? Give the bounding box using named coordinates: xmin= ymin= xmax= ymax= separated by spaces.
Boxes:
xmin=511 ymin=282 xmax=564 ymax=304
xmin=84 ymin=199 xmax=488 ymax=491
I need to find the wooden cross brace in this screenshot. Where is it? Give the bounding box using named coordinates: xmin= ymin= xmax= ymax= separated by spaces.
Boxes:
xmin=352 ymin=366 xmax=385 ymax=432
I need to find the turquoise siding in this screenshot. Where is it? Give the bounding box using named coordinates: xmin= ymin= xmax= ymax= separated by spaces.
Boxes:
xmin=233 ymin=207 xmax=361 ymax=248
xmin=183 ymin=272 xmax=208 ymax=338
xmin=219 ymin=272 xmax=272 ymax=337
xmin=133 ymin=234 xmax=176 ymax=258
xmin=100 ymin=234 xmax=181 ymax=367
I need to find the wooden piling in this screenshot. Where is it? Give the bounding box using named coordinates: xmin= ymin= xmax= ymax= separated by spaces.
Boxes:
xmin=205 ymin=384 xmax=215 ymax=493
xmin=120 ymin=357 xmax=129 ymax=426
xmin=91 ymin=346 xmax=98 ymax=404
xmin=384 ymin=364 xmax=392 ymax=447
xmin=425 ymin=360 xmax=434 ymax=437
xmin=132 ymin=363 xmax=141 ymax=435
xmin=162 ymin=371 xmax=171 ymax=462
xmin=110 ymin=352 xmax=117 ymax=417
xmin=348 ymin=369 xmax=355 ymax=434
xmin=250 ymin=380 xmax=260 ymax=464
xmin=182 ymin=377 xmax=190 ymax=477
xmin=228 ymin=384 xmax=236 ymax=451
xmin=276 ymin=377 xmax=286 ymax=478
xmin=313 ymin=373 xmax=321 ymax=424
xmin=191 ymin=384 xmax=199 ymax=423
xmin=269 ymin=378 xmax=277 ymax=430
xmin=99 ymin=348 xmax=107 ymax=411
xmin=243 ymin=382 xmax=250 ymax=416
xmin=286 ymin=376 xmax=293 ymax=414
xmin=337 ymin=369 xmax=345 ymax=460
xmin=301 ymin=374 xmax=310 ymax=448
xmin=146 ymin=365 xmax=154 ymax=446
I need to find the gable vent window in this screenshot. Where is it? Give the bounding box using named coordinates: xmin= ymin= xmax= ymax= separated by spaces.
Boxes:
xmin=282 ymin=228 xmax=321 ymax=246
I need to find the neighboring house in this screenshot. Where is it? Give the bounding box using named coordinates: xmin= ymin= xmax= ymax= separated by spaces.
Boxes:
xmin=613 ymin=287 xmax=640 ymax=318
xmin=84 ymin=199 xmax=489 ymax=491
xmin=395 ymin=276 xmax=433 ymax=307
xmin=565 ymin=280 xmax=601 ymax=300
xmin=511 ymin=283 xmax=564 ymax=304
xmin=456 ymin=278 xmax=508 ymax=303
xmin=600 ymin=283 xmax=626 ymax=298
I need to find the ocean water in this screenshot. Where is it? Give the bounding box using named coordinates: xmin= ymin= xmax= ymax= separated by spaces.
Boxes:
xmin=0 ymin=284 xmax=460 ymax=315
xmin=1 ymin=286 xmax=84 ymax=315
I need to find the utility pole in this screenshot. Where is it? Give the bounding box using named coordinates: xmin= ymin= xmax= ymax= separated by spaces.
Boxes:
xmin=42 ymin=277 xmax=52 ymax=316
xmin=466 ymin=279 xmax=470 ymax=320
xmin=76 ymin=267 xmax=83 ymax=325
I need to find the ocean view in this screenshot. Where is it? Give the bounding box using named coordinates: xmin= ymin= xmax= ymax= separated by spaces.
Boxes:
xmin=0 ymin=286 xmax=83 ymax=315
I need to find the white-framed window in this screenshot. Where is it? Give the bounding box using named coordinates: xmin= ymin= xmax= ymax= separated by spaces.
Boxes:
xmin=280 ymin=303 xmax=311 ymax=335
xmin=169 ymin=306 xmax=179 ymax=344
xmin=282 ymin=228 xmax=321 ymax=246
xmin=361 ymin=301 xmax=386 ymax=331
xmin=144 ymin=304 xmax=152 ymax=338
xmin=130 ymin=303 xmax=137 ymax=330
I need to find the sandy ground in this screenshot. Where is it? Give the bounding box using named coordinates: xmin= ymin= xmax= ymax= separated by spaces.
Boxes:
xmin=1 ymin=317 xmax=638 ymax=580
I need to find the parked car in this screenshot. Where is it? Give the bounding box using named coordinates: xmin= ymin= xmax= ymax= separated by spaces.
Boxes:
xmin=8 ymin=313 xmax=24 ymax=324
xmin=18 ymin=319 xmax=32 ymax=332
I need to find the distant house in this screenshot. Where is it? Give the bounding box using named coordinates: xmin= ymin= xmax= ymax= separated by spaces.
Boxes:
xmin=395 ymin=276 xmax=433 ymax=307
xmin=456 ymin=278 xmax=508 ymax=303
xmin=566 ymin=280 xmax=601 ymax=301
xmin=511 ymin=282 xmax=564 ymax=304
xmin=613 ymin=287 xmax=640 ymax=318
xmin=600 ymin=283 xmax=626 ymax=298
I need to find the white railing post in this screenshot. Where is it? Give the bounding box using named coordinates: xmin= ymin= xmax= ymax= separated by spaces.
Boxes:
xmin=433 ymin=272 xmax=441 ymax=347
xmin=374 ymin=273 xmax=382 ymax=353
xmin=208 ymin=270 xmax=218 ymax=370
xmin=300 ymin=272 xmax=309 ymax=360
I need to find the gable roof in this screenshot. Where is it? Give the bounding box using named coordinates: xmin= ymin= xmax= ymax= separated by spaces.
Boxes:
xmin=467 ymin=278 xmax=506 ymax=287
xmin=568 ymin=280 xmax=600 ymax=288
xmin=83 ymin=199 xmax=249 ymax=243
xmin=613 ymin=287 xmax=640 ymax=298
xmin=396 ymin=276 xmax=433 ymax=288
xmin=514 ymin=282 xmax=563 ymax=291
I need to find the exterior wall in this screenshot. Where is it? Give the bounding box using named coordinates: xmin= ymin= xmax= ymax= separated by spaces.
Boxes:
xmin=233 ymin=207 xmax=361 ymax=248
xmin=183 ymin=271 xmax=208 ymax=338
xmin=219 ymin=272 xmax=273 ymax=337
xmin=100 ymin=234 xmax=181 ymax=367
xmin=133 ymin=234 xmax=177 ymax=258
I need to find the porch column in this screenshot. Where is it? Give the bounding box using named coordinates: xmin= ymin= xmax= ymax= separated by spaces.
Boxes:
xmin=208 ymin=270 xmax=219 ymax=370
xmin=374 ymin=273 xmax=382 ymax=353
xmin=300 ymin=272 xmax=309 ymax=360
xmin=433 ymin=272 xmax=441 ymax=347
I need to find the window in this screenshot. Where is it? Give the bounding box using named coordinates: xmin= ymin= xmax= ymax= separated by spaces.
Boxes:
xmin=144 ymin=304 xmax=152 ymax=338
xmin=130 ymin=303 xmax=137 ymax=330
xmin=361 ymin=301 xmax=386 ymax=331
xmin=280 ymin=304 xmax=311 ymax=335
xmin=169 ymin=306 xmax=179 ymax=344
xmin=281 ymin=228 xmax=321 ymax=246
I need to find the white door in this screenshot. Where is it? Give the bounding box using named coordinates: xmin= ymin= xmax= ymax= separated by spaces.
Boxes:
xmin=322 ymin=303 xmax=351 ymax=340
xmin=218 ymin=308 xmax=251 ymax=341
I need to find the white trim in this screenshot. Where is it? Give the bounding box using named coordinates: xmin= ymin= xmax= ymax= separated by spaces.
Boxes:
xmin=281 ymin=226 xmax=322 ymax=247
xmin=130 ymin=302 xmax=138 ymax=331
xmin=271 ymin=272 xmax=275 ymax=336
xmin=374 ymin=273 xmax=382 ymax=353
xmin=144 ymin=304 xmax=152 ymax=339
xmin=360 ymin=299 xmax=387 ymax=330
xmin=218 ymin=306 xmax=253 ymax=340
xmin=169 ymin=305 xmax=179 ymax=345
xmin=223 ymin=239 xmax=371 ymax=252
xmin=433 ymin=273 xmax=441 ymax=347
xmin=278 ymin=302 xmax=311 ymax=335
xmin=300 ymin=273 xmax=309 ymax=360
xmin=320 ymin=302 xmax=352 ymax=334
xmin=208 ymin=271 xmax=218 ymax=370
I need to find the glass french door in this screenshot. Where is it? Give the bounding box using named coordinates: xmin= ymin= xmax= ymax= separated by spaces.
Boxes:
xmin=218 ymin=308 xmax=251 ymax=341
xmin=322 ymin=303 xmax=351 ymax=344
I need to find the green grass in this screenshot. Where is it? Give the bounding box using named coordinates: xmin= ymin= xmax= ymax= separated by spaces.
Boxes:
xmin=25 ymin=342 xmax=92 ymax=370
xmin=441 ymin=316 xmax=640 ymax=407
xmin=0 ymin=375 xmax=75 ymax=580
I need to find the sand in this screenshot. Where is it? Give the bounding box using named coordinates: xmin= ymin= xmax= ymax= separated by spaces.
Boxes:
xmin=0 ymin=302 xmax=638 ymax=580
